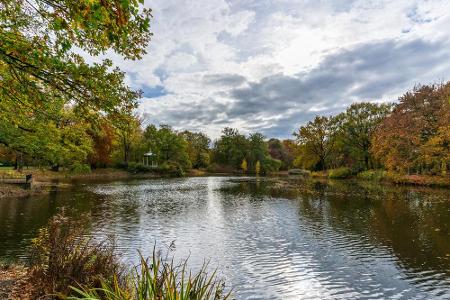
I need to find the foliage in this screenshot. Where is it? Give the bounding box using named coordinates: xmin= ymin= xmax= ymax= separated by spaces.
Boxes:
xmin=294 ymin=116 xmax=338 ymax=170
xmin=0 ymin=0 xmax=151 ymax=170
xmin=357 ymin=170 xmax=386 ymax=181
xmin=371 ymin=83 xmax=450 ymax=174
xmin=180 ymin=131 xmax=211 ymax=169
xmin=126 ymin=162 xmax=154 ymax=174
xmin=212 ymin=128 xmax=279 ymax=174
xmin=255 ymin=161 xmax=261 ymax=175
xmin=333 ymin=102 xmax=392 ymax=171
xmin=143 ymin=125 xmax=191 ymax=171
xmin=288 ymin=169 xmax=311 ymax=176
xmin=328 ymin=167 xmax=352 ymax=179
xmin=268 ymin=139 xmax=297 ymax=170
xmin=212 ymin=128 xmax=249 ymax=169
xmin=241 ymin=159 xmax=248 ymax=173
xmin=88 ymin=119 xmax=116 ymax=168
xmin=69 ymin=251 xmax=231 ymax=300
xmin=27 ymin=210 xmax=231 ymax=299
xmin=29 ymin=211 xmax=123 ymax=298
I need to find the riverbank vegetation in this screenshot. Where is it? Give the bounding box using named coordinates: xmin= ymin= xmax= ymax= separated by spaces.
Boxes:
xmin=294 ymin=83 xmax=449 ymax=186
xmin=1 ymin=211 xmax=231 ymax=299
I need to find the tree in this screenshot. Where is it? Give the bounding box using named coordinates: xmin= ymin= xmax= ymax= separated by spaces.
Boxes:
xmin=294 ymin=116 xmax=338 ymax=170
xmin=255 ymin=161 xmax=261 ymax=175
xmin=371 ymin=83 xmax=450 ymax=174
xmin=180 ymin=131 xmax=211 ymax=168
xmin=114 ymin=114 xmax=143 ymax=165
xmin=143 ymin=125 xmax=191 ymax=170
xmin=268 ymin=138 xmax=296 ymax=170
xmin=0 ymin=0 xmax=151 ymax=168
xmin=88 ymin=119 xmax=116 ymax=168
xmin=213 ymin=128 xmax=249 ymax=168
xmin=334 ymin=102 xmax=392 ymax=170
xmin=241 ymin=159 xmax=248 ymax=173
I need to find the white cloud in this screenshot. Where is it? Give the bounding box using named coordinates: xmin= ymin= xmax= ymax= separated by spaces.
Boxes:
xmin=106 ymin=0 xmax=450 ymax=138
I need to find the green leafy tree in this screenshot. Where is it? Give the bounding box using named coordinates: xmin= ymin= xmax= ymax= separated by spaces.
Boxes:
xmin=213 ymin=128 xmax=249 ymax=168
xmin=294 ymin=116 xmax=338 ymax=170
xmin=180 ymin=131 xmax=211 ymax=168
xmin=143 ymin=125 xmax=191 ymax=170
xmin=0 ymin=0 xmax=151 ymax=168
xmin=334 ymin=102 xmax=392 ymax=171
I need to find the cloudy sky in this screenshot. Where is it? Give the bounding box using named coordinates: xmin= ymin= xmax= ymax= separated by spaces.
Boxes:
xmin=112 ymin=0 xmax=450 ymax=139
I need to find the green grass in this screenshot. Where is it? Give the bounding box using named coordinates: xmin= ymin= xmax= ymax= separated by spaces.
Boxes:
xmin=0 ymin=166 xmax=14 ymax=170
xmin=68 ymin=251 xmax=232 ymax=300
xmin=357 ymin=170 xmax=386 ymax=181
xmin=328 ymin=167 xmax=352 ymax=179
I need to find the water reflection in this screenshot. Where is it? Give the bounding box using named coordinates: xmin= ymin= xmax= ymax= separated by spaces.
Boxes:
xmin=0 ymin=177 xmax=449 ymax=299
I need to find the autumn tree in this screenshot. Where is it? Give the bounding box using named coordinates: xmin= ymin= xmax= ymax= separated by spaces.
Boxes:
xmin=268 ymin=138 xmax=296 ymax=170
xmin=241 ymin=159 xmax=248 ymax=173
xmin=294 ymin=116 xmax=338 ymax=170
xmin=180 ymin=131 xmax=211 ymax=168
xmin=371 ymin=83 xmax=450 ymax=174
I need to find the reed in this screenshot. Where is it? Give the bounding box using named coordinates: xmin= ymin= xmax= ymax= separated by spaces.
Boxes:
xmin=67 ymin=250 xmax=232 ymax=300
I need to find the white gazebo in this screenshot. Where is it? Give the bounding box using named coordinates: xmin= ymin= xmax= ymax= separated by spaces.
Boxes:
xmin=143 ymin=151 xmax=158 ymax=168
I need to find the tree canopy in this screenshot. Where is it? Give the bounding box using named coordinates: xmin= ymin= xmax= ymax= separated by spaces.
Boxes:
xmin=0 ymin=0 xmax=152 ymax=168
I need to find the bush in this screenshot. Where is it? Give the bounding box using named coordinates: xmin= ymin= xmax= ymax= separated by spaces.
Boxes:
xmin=328 ymin=167 xmax=352 ymax=179
xmin=70 ymin=163 xmax=91 ymax=174
xmin=29 ymin=210 xmax=123 ymax=298
xmin=127 ymin=162 xmax=153 ymax=173
xmin=357 ymin=170 xmax=386 ymax=181
xmin=261 ymin=157 xmax=281 ymax=174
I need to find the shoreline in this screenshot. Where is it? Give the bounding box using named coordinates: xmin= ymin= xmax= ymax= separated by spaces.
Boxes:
xmin=1 ymin=169 xmax=448 ymax=200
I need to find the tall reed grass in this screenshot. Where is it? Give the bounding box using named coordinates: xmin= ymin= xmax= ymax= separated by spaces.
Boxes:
xmin=68 ymin=251 xmax=232 ymax=300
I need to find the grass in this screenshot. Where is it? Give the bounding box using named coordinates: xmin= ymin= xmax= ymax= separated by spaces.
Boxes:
xmin=68 ymin=251 xmax=231 ymax=300
xmin=328 ymin=168 xmax=352 ymax=179
xmin=21 ymin=210 xmax=232 ymax=300
xmin=357 ymin=170 xmax=386 ymax=181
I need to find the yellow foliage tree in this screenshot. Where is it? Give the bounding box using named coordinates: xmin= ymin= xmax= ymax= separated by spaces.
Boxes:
xmin=241 ymin=158 xmax=248 ymax=173
xmin=255 ymin=160 xmax=261 ymax=175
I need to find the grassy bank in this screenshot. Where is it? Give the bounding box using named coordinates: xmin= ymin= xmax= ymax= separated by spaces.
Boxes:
xmin=307 ymin=168 xmax=450 ymax=187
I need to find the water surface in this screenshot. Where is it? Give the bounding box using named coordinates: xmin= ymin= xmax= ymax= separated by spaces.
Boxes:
xmin=0 ymin=176 xmax=449 ymax=299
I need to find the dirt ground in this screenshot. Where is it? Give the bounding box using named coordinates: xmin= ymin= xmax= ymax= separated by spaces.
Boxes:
xmin=0 ymin=265 xmax=33 ymax=299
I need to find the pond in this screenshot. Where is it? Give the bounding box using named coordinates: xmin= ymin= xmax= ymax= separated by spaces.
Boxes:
xmin=0 ymin=176 xmax=449 ymax=299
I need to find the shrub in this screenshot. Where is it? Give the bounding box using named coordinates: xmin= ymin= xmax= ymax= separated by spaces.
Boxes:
xmin=29 ymin=210 xmax=123 ymax=298
xmin=70 ymin=163 xmax=91 ymax=174
xmin=328 ymin=167 xmax=352 ymax=179
xmin=127 ymin=162 xmax=154 ymax=173
xmin=357 ymin=170 xmax=386 ymax=181
xmin=261 ymin=157 xmax=281 ymax=174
